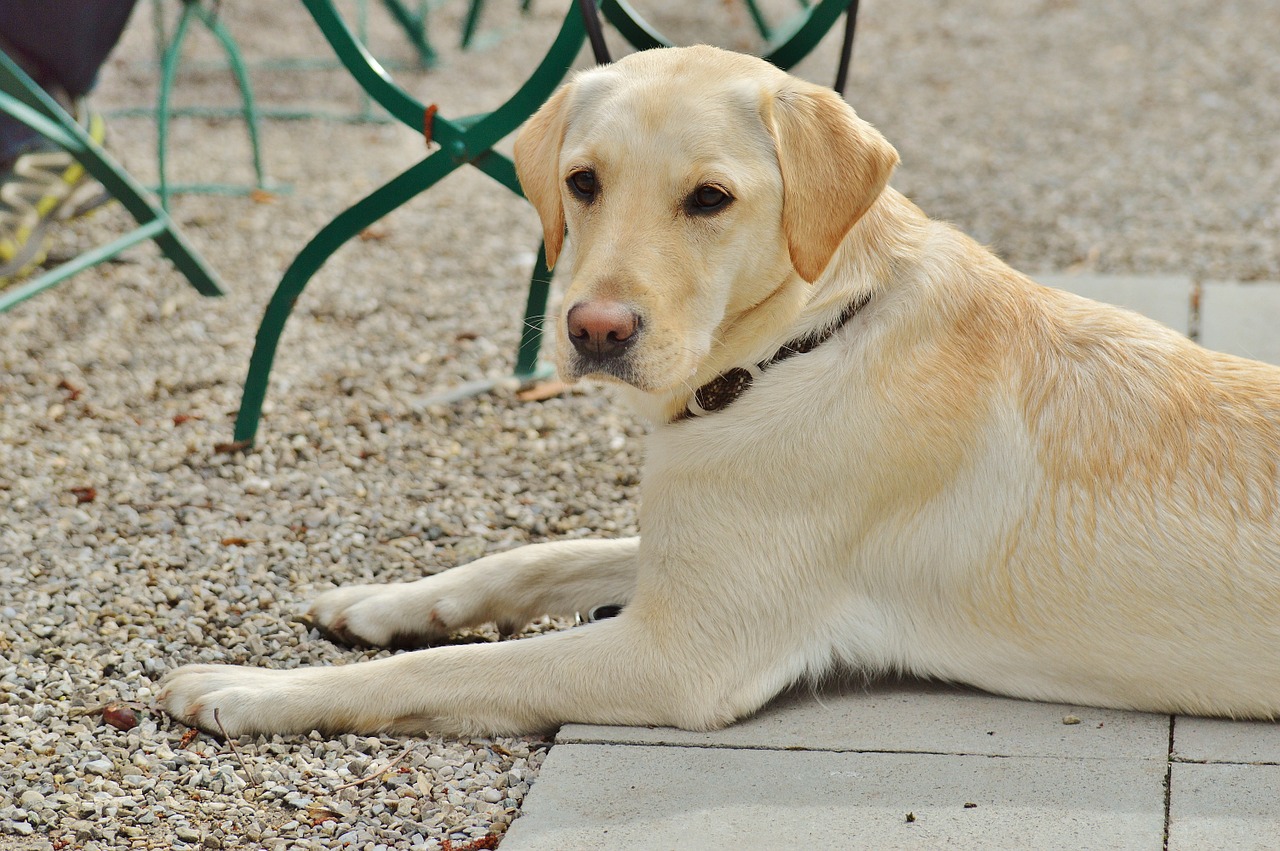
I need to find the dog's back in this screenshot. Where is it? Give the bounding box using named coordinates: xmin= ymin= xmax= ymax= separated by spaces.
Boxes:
xmin=859 ymin=216 xmax=1280 ymax=717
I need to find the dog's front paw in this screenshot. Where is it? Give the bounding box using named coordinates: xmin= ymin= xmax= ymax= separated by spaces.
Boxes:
xmin=308 ymin=583 xmax=458 ymax=649
xmin=158 ymin=664 xmax=313 ymax=736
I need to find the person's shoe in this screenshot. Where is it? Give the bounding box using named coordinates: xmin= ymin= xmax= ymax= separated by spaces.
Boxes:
xmin=0 ymin=103 xmax=109 ymax=286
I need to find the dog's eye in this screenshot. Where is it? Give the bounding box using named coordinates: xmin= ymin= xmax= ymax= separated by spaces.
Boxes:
xmin=567 ymin=170 xmax=598 ymax=202
xmin=687 ymin=184 xmax=732 ymax=214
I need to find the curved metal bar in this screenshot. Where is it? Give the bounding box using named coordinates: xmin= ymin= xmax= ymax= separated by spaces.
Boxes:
xmin=195 ymin=1 xmax=267 ymax=189
xmin=515 ymin=241 xmax=554 ymax=378
xmin=599 ymin=0 xmax=854 ymax=73
xmin=600 ymin=0 xmax=671 ymax=51
xmin=833 ymin=0 xmax=858 ymax=94
xmin=0 ymin=49 xmax=224 ymax=304
xmin=742 ymin=0 xmax=774 ymax=40
xmin=761 ymin=0 xmax=853 ymax=70
xmin=301 ymin=0 xmax=588 ymax=159
xmin=377 ymin=0 xmax=436 ymax=68
xmin=156 ymin=1 xmax=195 ymax=209
xmin=299 ymin=0 xmax=463 ymax=145
xmin=236 ymin=2 xmax=593 ymax=445
xmin=450 ymin=9 xmax=588 ymax=157
xmin=468 ymin=149 xmax=523 ymax=197
xmin=233 ymin=150 xmax=463 ymax=444
xmin=461 ymin=0 xmax=485 ymax=49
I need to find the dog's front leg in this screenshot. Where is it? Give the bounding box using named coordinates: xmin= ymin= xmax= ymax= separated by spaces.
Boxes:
xmin=307 ymin=538 xmax=639 ymax=647
xmin=159 ymin=607 xmax=748 ymax=737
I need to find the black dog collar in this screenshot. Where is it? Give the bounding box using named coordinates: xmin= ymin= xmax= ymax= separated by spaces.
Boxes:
xmin=672 ymin=293 xmax=872 ymax=423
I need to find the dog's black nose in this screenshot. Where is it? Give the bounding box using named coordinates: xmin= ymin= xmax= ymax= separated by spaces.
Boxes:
xmin=566 ymin=301 xmax=640 ymax=359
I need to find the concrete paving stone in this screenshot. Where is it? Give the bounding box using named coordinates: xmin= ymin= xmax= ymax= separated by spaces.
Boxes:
xmin=1036 ymin=273 xmax=1193 ymax=335
xmin=1167 ymin=763 xmax=1280 ymax=851
xmin=561 ymin=678 xmax=1171 ymax=760
xmin=1172 ymin=716 xmax=1280 ymax=764
xmin=1198 ymin=280 xmax=1280 ymax=365
xmin=501 ymin=744 xmax=1167 ymax=851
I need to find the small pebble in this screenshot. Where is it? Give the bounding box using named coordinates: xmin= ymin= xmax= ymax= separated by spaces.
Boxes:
xmin=84 ymin=759 xmax=113 ymax=777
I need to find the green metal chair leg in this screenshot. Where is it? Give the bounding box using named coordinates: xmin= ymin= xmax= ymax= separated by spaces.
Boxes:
xmin=377 ymin=0 xmax=436 ymax=69
xmin=461 ymin=0 xmax=486 ymax=49
xmin=742 ymin=0 xmax=774 ymax=40
xmin=232 ymin=150 xmax=464 ymax=445
xmin=156 ymin=2 xmax=193 ymax=209
xmin=157 ymin=0 xmax=269 ymax=208
xmin=760 ymin=0 xmax=852 ymax=68
xmin=514 ymin=241 xmax=554 ymax=380
xmin=599 ymin=0 xmax=672 ymax=50
xmin=233 ymin=0 xmax=861 ymax=446
xmin=599 ymin=0 xmax=855 ymax=69
xmin=194 ymin=2 xmax=266 ymax=192
xmin=462 ymin=0 xmax=540 ymax=51
xmin=231 ymin=1 xmax=590 ymax=446
xmin=0 ymin=49 xmax=224 ymax=310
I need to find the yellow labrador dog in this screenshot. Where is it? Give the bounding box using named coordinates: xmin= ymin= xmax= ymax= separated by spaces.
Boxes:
xmin=161 ymin=46 xmax=1280 ymax=737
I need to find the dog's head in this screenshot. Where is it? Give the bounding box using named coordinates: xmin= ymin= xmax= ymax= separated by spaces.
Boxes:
xmin=514 ymin=46 xmax=898 ymax=397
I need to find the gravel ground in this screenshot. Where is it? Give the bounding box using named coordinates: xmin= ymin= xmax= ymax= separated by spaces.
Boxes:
xmin=2 ymin=1 xmax=1277 ymax=849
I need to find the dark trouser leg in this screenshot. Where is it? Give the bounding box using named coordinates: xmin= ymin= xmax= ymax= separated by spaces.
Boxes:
xmin=0 ymin=0 xmax=138 ymax=162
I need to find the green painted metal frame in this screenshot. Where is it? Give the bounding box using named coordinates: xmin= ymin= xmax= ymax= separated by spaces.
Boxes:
xmin=461 ymin=0 xmax=534 ymax=50
xmin=156 ymin=0 xmax=268 ymax=208
xmin=231 ymin=0 xmax=859 ymax=447
xmin=0 ymin=50 xmax=224 ymax=312
xmin=142 ymin=0 xmax=519 ymax=207
xmin=598 ymin=0 xmax=853 ymax=69
xmin=228 ymin=0 xmax=585 ymax=447
xmin=146 ymin=0 xmax=434 ymax=206
xmin=377 ymin=0 xmax=437 ymax=67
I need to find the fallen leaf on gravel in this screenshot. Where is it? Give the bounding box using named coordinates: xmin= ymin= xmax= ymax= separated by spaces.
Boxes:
xmin=220 ymin=537 xmax=253 ymax=547
xmin=69 ymin=487 xmax=97 ymax=504
xmin=173 ymin=413 xmax=202 ymax=426
xmin=517 ymin=380 xmax=569 ymax=402
xmin=359 ymin=226 xmax=389 ymax=241
xmin=249 ymin=189 xmax=278 ymax=204
xmin=441 ymin=836 xmax=500 ymax=851
xmin=307 ymin=804 xmax=342 ymax=826
xmin=102 ymin=704 xmax=139 ymax=731
xmin=213 ymin=439 xmax=252 ymax=454
xmin=57 ymin=379 xmax=83 ymax=401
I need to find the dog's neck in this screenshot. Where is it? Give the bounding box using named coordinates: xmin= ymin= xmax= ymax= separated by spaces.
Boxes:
xmin=635 ymin=188 xmax=929 ymax=424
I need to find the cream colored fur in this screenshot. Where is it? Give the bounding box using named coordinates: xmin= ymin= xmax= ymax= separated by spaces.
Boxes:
xmin=160 ymin=46 xmax=1280 ymax=737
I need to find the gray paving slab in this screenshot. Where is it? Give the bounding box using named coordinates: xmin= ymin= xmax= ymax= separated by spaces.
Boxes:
xmin=501 ymin=744 xmax=1168 ymax=851
xmin=1198 ymin=280 xmax=1280 ymax=365
xmin=1036 ymin=273 xmax=1193 ymax=335
xmin=1172 ymin=716 xmax=1280 ymax=764
xmin=1167 ymin=763 xmax=1280 ymax=850
xmin=561 ymin=678 xmax=1171 ymax=760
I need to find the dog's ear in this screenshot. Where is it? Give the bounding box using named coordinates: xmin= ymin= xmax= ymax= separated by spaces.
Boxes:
xmin=767 ymin=84 xmax=899 ymax=282
xmin=514 ymin=84 xmax=574 ymax=269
